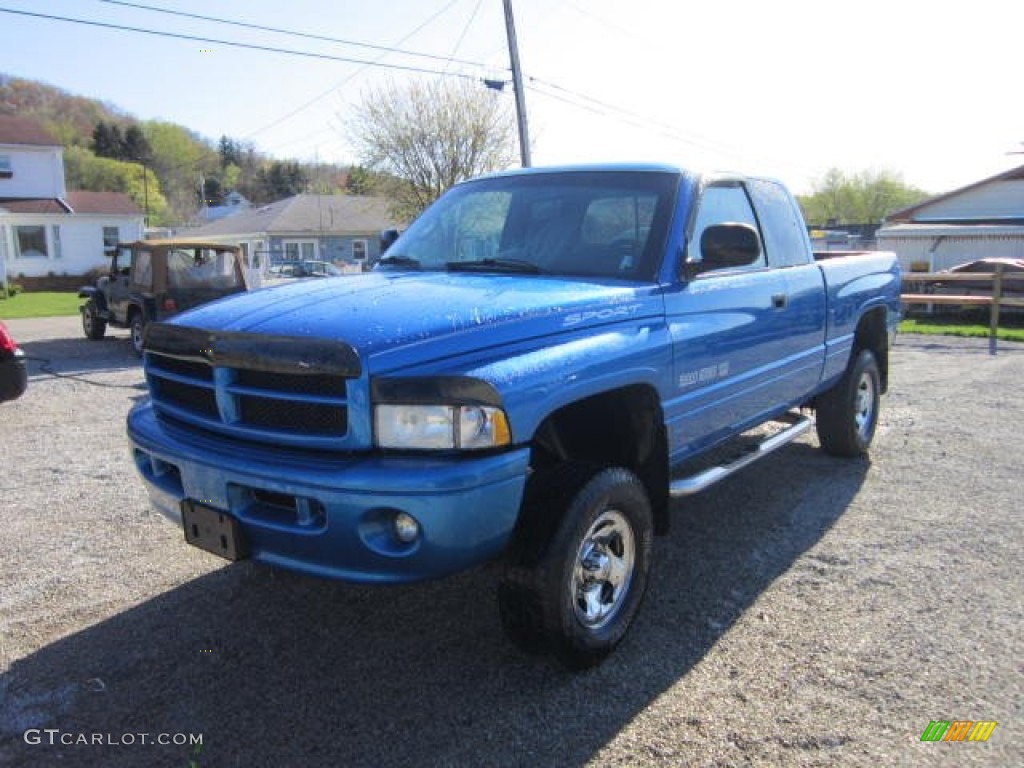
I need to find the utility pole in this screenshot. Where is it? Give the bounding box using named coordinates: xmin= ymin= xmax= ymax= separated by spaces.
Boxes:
xmin=138 ymin=159 xmax=149 ymax=231
xmin=502 ymin=0 xmax=531 ymax=167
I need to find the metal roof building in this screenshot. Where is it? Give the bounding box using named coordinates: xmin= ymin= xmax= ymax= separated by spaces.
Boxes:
xmin=878 ymin=164 xmax=1024 ymax=271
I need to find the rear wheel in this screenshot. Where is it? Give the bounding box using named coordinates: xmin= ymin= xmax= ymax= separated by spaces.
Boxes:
xmin=130 ymin=313 xmax=146 ymax=357
xmin=815 ymin=349 xmax=880 ymax=457
xmin=81 ymin=300 xmax=106 ymax=340
xmin=499 ymin=464 xmax=653 ymax=670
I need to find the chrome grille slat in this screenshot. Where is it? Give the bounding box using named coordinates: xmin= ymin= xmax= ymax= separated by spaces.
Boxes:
xmin=142 ymin=327 xmax=360 ymax=449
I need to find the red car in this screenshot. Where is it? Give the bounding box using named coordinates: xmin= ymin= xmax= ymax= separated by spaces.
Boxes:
xmin=0 ymin=321 xmax=28 ymax=403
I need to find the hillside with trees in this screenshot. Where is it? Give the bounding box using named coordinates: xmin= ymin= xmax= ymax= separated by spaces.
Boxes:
xmin=0 ymin=74 xmax=354 ymax=226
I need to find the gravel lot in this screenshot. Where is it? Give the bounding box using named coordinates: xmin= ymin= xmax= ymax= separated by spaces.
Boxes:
xmin=1 ymin=316 xmax=1020 ymax=768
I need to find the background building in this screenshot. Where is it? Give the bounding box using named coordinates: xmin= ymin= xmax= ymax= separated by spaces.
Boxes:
xmin=878 ymin=165 xmax=1024 ymax=272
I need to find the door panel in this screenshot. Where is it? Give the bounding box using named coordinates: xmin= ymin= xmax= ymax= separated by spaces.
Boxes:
xmin=664 ymin=268 xmax=793 ymax=460
xmin=663 ymin=180 xmax=822 ymax=462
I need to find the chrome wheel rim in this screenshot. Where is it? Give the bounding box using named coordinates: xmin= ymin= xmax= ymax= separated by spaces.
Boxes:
xmin=132 ymin=321 xmax=143 ymax=352
xmin=83 ymin=306 xmax=93 ymax=333
xmin=854 ymin=370 xmax=876 ymax=441
xmin=571 ymin=509 xmax=635 ymax=629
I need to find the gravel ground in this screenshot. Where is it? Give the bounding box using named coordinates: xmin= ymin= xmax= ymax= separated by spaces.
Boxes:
xmin=0 ymin=316 xmax=1020 ymax=768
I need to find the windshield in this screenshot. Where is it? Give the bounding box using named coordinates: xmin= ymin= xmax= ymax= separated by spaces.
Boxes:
xmin=383 ymin=171 xmax=678 ymax=280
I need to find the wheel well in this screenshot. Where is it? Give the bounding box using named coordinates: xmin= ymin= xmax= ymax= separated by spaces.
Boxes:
xmin=854 ymin=307 xmax=889 ymax=393
xmin=529 ymin=385 xmax=670 ymax=534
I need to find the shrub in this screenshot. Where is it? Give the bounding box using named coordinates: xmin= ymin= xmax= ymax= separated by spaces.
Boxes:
xmin=0 ymin=282 xmax=23 ymax=299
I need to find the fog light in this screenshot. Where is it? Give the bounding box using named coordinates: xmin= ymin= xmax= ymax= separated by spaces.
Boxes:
xmin=393 ymin=512 xmax=420 ymax=543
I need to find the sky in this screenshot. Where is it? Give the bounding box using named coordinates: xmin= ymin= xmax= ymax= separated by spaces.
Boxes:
xmin=1 ymin=0 xmax=1022 ymax=196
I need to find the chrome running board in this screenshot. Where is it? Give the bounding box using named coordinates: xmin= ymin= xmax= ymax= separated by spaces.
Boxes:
xmin=668 ymin=411 xmax=813 ymax=498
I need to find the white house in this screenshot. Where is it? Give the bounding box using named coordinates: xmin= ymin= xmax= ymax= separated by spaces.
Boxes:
xmin=0 ymin=115 xmax=144 ymax=284
xmin=878 ymin=164 xmax=1024 ymax=272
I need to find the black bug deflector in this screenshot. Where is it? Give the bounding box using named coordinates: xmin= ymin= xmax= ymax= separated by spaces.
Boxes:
xmin=143 ymin=323 xmax=361 ymax=377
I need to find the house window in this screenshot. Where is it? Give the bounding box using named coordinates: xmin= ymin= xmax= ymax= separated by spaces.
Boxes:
xmin=51 ymin=225 xmax=62 ymax=259
xmin=0 ymin=155 xmax=11 ymax=178
xmin=284 ymin=240 xmax=316 ymax=260
xmin=103 ymin=226 xmax=120 ymax=254
xmin=15 ymin=226 xmax=48 ymax=258
xmin=352 ymin=239 xmax=368 ymax=261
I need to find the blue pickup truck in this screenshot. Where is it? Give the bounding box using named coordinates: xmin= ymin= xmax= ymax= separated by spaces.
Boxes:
xmin=127 ymin=164 xmax=900 ymax=668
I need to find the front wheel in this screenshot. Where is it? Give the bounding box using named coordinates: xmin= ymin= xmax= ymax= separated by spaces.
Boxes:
xmin=81 ymin=300 xmax=107 ymax=340
xmin=499 ymin=465 xmax=654 ymax=670
xmin=815 ymin=348 xmax=881 ymax=457
xmin=129 ymin=314 xmax=146 ymax=357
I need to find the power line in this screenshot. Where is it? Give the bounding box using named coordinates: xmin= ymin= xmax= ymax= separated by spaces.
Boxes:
xmin=526 ymin=77 xmax=738 ymax=157
xmin=246 ymin=0 xmax=469 ymax=146
xmin=445 ymin=0 xmax=485 ymax=73
xmin=0 ymin=7 xmax=482 ymax=79
xmin=93 ymin=0 xmax=488 ymax=70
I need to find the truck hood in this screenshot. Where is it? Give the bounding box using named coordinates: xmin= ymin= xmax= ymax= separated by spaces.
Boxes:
xmin=170 ymin=272 xmax=661 ymax=373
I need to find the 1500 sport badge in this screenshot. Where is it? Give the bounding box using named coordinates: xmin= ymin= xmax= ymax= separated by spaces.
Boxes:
xmin=679 ymin=361 xmax=730 ymax=389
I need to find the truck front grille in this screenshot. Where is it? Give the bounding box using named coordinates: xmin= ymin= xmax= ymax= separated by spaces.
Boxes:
xmin=142 ymin=324 xmax=362 ymax=450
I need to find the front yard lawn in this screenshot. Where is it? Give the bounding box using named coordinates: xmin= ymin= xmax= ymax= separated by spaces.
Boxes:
xmin=0 ymin=291 xmax=81 ymax=319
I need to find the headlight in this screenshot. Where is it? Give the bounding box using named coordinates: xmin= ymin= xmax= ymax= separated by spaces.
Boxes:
xmin=374 ymin=404 xmax=511 ymax=450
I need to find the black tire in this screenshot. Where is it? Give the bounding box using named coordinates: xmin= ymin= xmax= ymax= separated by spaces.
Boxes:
xmin=81 ymin=300 xmax=107 ymax=340
xmin=815 ymin=348 xmax=881 ymax=457
xmin=499 ymin=464 xmax=654 ymax=670
xmin=129 ymin=313 xmax=146 ymax=357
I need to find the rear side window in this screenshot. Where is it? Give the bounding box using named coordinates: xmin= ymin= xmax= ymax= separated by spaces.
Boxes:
xmin=132 ymin=250 xmax=153 ymax=288
xmin=748 ymin=179 xmax=812 ymax=268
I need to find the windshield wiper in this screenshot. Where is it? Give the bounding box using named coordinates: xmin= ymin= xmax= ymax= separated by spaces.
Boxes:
xmin=376 ymin=254 xmax=421 ymax=269
xmin=446 ymin=258 xmax=541 ymax=274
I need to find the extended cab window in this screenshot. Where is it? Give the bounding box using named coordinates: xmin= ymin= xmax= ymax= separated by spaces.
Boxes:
xmin=748 ymin=179 xmax=812 ymax=268
xmin=688 ymin=183 xmax=766 ymax=272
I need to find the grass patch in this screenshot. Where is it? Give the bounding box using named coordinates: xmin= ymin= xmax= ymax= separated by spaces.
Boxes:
xmin=0 ymin=291 xmax=81 ymax=319
xmin=899 ymin=318 xmax=1024 ymax=343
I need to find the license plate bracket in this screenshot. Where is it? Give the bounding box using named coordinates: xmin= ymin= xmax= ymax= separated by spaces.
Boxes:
xmin=181 ymin=500 xmax=249 ymax=561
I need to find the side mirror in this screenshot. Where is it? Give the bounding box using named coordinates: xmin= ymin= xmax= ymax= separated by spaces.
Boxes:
xmin=690 ymin=223 xmax=761 ymax=277
xmin=380 ymin=228 xmax=400 ymax=253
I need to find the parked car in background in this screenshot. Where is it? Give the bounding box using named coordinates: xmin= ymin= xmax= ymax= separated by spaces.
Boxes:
xmin=941 ymin=258 xmax=1024 ymax=296
xmin=79 ymin=240 xmax=248 ymax=356
xmin=0 ymin=321 xmax=27 ymax=403
xmin=300 ymin=260 xmax=343 ymax=277
xmin=269 ymin=260 xmax=344 ymax=278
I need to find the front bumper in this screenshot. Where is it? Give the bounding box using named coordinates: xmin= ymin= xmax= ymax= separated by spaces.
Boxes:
xmin=127 ymin=400 xmax=530 ymax=583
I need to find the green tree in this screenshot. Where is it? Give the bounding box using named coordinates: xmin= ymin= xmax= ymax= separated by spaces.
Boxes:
xmin=122 ymin=124 xmax=151 ymax=162
xmin=64 ymin=146 xmax=169 ymax=224
xmin=91 ymin=121 xmax=123 ymax=159
xmin=142 ymin=120 xmax=218 ymax=222
xmin=344 ymin=165 xmax=377 ymax=195
xmin=256 ymin=160 xmax=308 ymax=201
xmin=347 ymin=77 xmax=516 ymax=219
xmin=798 ymin=168 xmax=930 ymax=226
xmin=218 ymin=135 xmax=241 ymax=168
